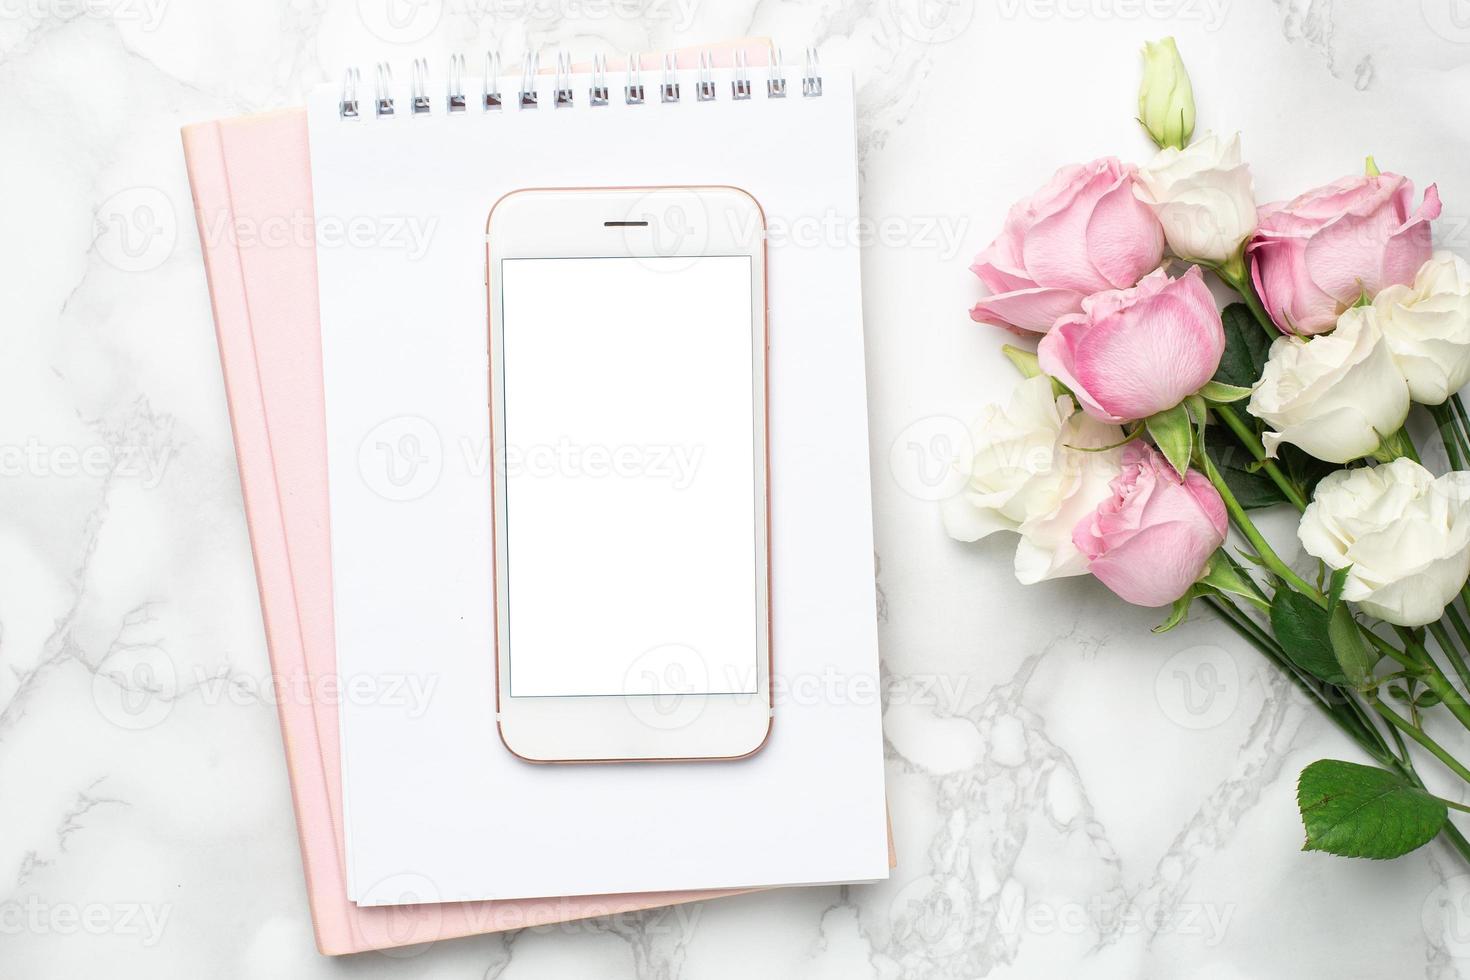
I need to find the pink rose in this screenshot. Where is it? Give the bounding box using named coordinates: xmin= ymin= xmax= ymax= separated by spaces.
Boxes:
xmin=1072 ymin=443 xmax=1227 ymax=607
xmin=1037 ymin=266 xmax=1224 ymax=423
xmin=970 ymin=158 xmax=1165 ymax=334
xmin=1248 ymin=173 xmax=1441 ymax=335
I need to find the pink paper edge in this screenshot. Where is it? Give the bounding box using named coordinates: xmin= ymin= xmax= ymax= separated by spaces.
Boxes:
xmin=180 ymin=41 xmax=787 ymax=957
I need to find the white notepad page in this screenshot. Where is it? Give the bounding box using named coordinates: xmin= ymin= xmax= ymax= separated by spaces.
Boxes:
xmin=307 ymin=63 xmax=888 ymax=904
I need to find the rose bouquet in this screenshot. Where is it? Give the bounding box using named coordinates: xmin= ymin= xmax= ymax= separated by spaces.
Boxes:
xmin=952 ymin=37 xmax=1470 ymax=866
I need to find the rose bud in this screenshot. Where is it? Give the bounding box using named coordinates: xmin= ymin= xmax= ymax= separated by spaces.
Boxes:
xmin=1138 ymin=37 xmax=1196 ymax=151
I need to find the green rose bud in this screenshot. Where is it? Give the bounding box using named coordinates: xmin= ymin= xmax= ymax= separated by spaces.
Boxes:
xmin=1138 ymin=37 xmax=1195 ymax=151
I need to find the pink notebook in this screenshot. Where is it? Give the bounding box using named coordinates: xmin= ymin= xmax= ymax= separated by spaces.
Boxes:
xmin=179 ymin=41 xmax=824 ymax=956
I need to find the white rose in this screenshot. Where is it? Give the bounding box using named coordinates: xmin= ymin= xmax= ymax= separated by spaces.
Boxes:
xmin=1248 ymin=305 xmax=1409 ymax=464
xmin=1299 ymin=458 xmax=1470 ymax=627
xmin=1373 ymin=251 xmax=1470 ymax=405
xmin=942 ymin=374 xmax=1123 ymax=584
xmin=1135 ymin=131 xmax=1257 ymax=264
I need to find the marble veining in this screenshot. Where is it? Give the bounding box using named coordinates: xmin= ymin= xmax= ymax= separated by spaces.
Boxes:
xmin=4 ymin=0 xmax=1470 ymax=976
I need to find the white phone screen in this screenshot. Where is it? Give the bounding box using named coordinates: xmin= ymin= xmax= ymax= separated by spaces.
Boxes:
xmin=498 ymin=255 xmax=761 ymax=698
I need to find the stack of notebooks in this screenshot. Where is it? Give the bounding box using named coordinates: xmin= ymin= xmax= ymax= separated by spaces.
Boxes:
xmin=182 ymin=39 xmax=890 ymax=955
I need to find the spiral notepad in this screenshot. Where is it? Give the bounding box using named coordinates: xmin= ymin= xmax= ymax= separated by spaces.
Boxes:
xmin=306 ymin=47 xmax=887 ymax=907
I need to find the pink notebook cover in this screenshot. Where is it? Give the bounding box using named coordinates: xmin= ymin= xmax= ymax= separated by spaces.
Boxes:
xmin=180 ymin=41 xmax=841 ymax=956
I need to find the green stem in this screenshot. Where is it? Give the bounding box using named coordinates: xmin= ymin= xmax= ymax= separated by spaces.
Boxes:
xmin=1216 ymin=258 xmax=1280 ymax=340
xmin=1430 ymin=621 xmax=1470 ymax=695
xmin=1200 ymin=451 xmax=1325 ymax=606
xmin=1213 ymin=404 xmax=1308 ymax=512
xmin=1431 ymin=402 xmax=1469 ymax=470
xmin=1204 ymin=597 xmax=1386 ymax=759
xmin=1401 ymin=629 xmax=1470 ymax=734
xmin=1372 ymin=699 xmax=1470 ymax=782
xmin=1444 ymin=604 xmax=1470 ymax=674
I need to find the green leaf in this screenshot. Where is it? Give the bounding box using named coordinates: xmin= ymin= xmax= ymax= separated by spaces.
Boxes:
xmin=1417 ymin=689 xmax=1443 ymax=709
xmin=1327 ymin=601 xmax=1379 ymax=690
xmin=1297 ymin=759 xmax=1446 ymax=859
xmin=1212 ymin=303 xmax=1273 ymax=388
xmin=1326 ymin=566 xmax=1352 ymax=612
xmin=1146 ymin=404 xmax=1193 ymax=478
xmin=1277 ymin=443 xmax=1336 ymax=503
xmin=1270 ymin=590 xmax=1347 ymax=685
xmin=1198 ymin=553 xmax=1259 ymax=605
xmin=1388 ymin=684 xmax=1410 ymax=703
xmin=1154 ymin=587 xmax=1200 ymax=634
xmin=1199 ymin=380 xmax=1252 ymax=404
xmin=1205 ymin=427 xmax=1285 ymax=510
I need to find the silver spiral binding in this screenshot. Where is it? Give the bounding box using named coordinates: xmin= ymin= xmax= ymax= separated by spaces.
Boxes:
xmin=518 ymin=51 xmax=539 ymax=110
xmin=374 ymin=62 xmax=394 ymax=117
xmin=555 ymin=51 xmax=574 ymax=108
xmin=625 ymin=53 xmax=645 ymax=105
xmin=447 ymin=54 xmax=466 ymax=112
xmin=339 ymin=66 xmax=360 ymax=118
xmin=732 ymin=50 xmax=751 ymax=100
xmin=590 ymin=53 xmax=609 ymax=106
xmin=696 ymin=51 xmax=716 ymax=102
xmin=410 ymin=58 xmax=431 ymax=115
xmin=483 ymin=53 xmax=502 ymax=111
xmin=802 ymin=47 xmax=822 ymax=98
xmin=336 ymin=46 xmax=824 ymax=122
xmin=660 ymin=53 xmax=679 ymax=103
xmin=767 ymin=46 xmax=786 ymax=99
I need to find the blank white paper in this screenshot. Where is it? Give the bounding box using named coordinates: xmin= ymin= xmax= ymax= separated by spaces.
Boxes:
xmin=307 ymin=65 xmax=888 ymax=904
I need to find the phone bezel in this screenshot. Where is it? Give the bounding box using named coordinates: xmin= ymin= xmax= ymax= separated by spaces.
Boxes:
xmin=484 ymin=186 xmax=772 ymax=763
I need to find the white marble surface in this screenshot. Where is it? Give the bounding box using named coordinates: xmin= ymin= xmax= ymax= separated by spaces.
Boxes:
xmin=7 ymin=0 xmax=1470 ymax=976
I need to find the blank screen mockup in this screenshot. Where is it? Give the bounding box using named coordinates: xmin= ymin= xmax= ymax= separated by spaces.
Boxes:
xmin=498 ymin=255 xmax=760 ymax=698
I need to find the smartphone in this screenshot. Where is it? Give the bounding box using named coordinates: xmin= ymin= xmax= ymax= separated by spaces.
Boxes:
xmin=485 ymin=186 xmax=772 ymax=763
